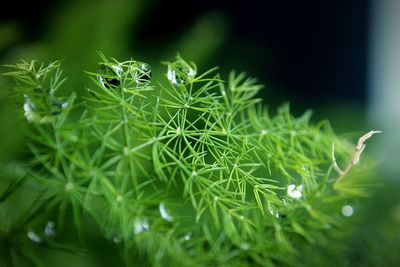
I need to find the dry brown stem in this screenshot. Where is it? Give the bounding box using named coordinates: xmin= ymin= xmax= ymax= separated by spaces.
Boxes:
xmin=332 ymin=130 xmax=382 ymax=185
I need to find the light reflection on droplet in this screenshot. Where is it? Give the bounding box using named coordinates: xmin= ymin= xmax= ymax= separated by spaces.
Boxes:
xmin=65 ymin=182 xmax=74 ymax=192
xmin=323 ymin=224 xmax=332 ymax=229
xmin=132 ymin=63 xmax=151 ymax=84
xmin=184 ymin=233 xmax=191 ymax=241
xmin=341 ymin=205 xmax=354 ymax=217
xmin=27 ymin=230 xmax=42 ymax=243
xmin=267 ymin=198 xmax=288 ymax=219
xmin=133 ymin=218 xmax=150 ymax=235
xmin=159 ymin=202 xmax=174 ymax=222
xmin=51 ymin=97 xmax=68 ymax=113
xmin=44 ymin=221 xmax=56 ymax=237
xmin=239 ymin=242 xmax=250 ymax=251
xmin=167 ymin=67 xmax=178 ymax=85
xmin=187 ymin=67 xmax=196 ymax=79
xmin=23 ymin=95 xmax=35 ymax=122
xmin=97 ymin=64 xmax=122 ymax=89
xmin=23 ymin=94 xmax=67 ymax=124
xmin=287 ymin=184 xmax=303 ymax=199
xmin=167 ymin=64 xmax=196 ymax=85
xmin=61 ymin=101 xmax=68 ymax=109
xmin=113 ymin=235 xmax=121 ymax=244
xmin=116 ymin=194 xmax=123 ymax=203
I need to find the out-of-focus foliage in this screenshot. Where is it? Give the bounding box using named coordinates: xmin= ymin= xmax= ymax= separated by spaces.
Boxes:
xmin=0 ymin=0 xmax=227 ymax=91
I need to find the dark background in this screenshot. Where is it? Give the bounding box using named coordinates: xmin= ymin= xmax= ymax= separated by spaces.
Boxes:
xmin=1 ymin=0 xmax=369 ymax=116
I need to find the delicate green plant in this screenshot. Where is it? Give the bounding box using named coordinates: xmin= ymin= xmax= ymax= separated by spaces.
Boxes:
xmin=1 ymin=53 xmax=380 ymax=266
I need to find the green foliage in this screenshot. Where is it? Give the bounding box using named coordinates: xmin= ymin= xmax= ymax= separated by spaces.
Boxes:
xmin=1 ymin=54 xmax=378 ymax=266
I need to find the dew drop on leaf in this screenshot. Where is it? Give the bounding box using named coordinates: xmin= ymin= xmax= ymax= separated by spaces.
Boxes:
xmin=267 ymin=197 xmax=289 ymax=219
xmin=167 ymin=64 xmax=196 ymax=85
xmin=23 ymin=94 xmax=67 ymax=124
xmin=97 ymin=64 xmax=122 ymax=89
xmin=132 ymin=63 xmax=151 ymax=84
xmin=44 ymin=221 xmax=56 ymax=238
xmin=239 ymin=242 xmax=250 ymax=251
xmin=287 ymin=184 xmax=303 ymax=199
xmin=23 ymin=95 xmax=36 ymax=122
xmin=341 ymin=205 xmax=354 ymax=217
xmin=27 ymin=230 xmax=42 ymax=243
xmin=113 ymin=235 xmax=121 ymax=244
xmin=159 ymin=202 xmax=174 ymax=222
xmin=50 ymin=98 xmax=68 ymax=114
xmin=167 ymin=67 xmax=178 ymax=85
xmin=184 ymin=233 xmax=192 ymax=241
xmin=65 ymin=182 xmax=74 ymax=192
xmin=133 ymin=218 xmax=150 ymax=235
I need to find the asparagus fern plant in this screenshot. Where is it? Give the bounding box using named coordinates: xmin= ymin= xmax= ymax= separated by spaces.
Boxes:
xmin=0 ymin=53 xmax=380 ymax=266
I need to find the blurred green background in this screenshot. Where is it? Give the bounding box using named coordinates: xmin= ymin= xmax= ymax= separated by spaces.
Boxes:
xmin=1 ymin=0 xmax=399 ymax=266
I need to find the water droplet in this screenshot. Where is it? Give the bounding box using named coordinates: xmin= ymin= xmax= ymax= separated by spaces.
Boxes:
xmin=65 ymin=182 xmax=74 ymax=192
xmin=287 ymin=184 xmax=303 ymax=199
xmin=44 ymin=221 xmax=56 ymax=237
xmin=23 ymin=94 xmax=67 ymax=124
xmin=267 ymin=197 xmax=289 ymax=219
xmin=187 ymin=67 xmax=196 ymax=78
xmin=323 ymin=224 xmax=331 ymax=229
xmin=50 ymin=97 xmax=68 ymax=115
xmin=97 ymin=64 xmax=122 ymax=89
xmin=113 ymin=235 xmax=121 ymax=244
xmin=132 ymin=63 xmax=151 ymax=84
xmin=123 ymin=146 xmax=130 ymax=156
xmin=341 ymin=205 xmax=354 ymax=217
xmin=23 ymin=95 xmax=36 ymax=122
xmin=184 ymin=233 xmax=192 ymax=241
xmin=27 ymin=230 xmax=42 ymax=243
xmin=133 ymin=218 xmax=150 ymax=234
xmin=167 ymin=67 xmax=178 ymax=85
xmin=159 ymin=202 xmax=173 ymax=222
xmin=167 ymin=64 xmax=196 ymax=85
xmin=239 ymin=242 xmax=250 ymax=250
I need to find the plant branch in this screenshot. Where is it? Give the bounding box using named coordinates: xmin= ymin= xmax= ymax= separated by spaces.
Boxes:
xmin=333 ymin=130 xmax=382 ymax=186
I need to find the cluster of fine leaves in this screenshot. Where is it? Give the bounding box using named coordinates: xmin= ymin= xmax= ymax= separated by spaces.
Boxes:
xmin=0 ymin=54 xmax=374 ymax=267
